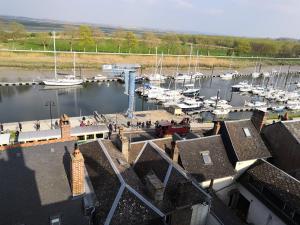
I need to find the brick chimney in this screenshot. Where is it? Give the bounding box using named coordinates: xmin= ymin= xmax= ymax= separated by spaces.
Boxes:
xmin=172 ymin=142 xmax=179 ymax=163
xmin=212 ymin=120 xmax=221 ymax=135
xmin=145 ymin=171 xmax=165 ymax=202
xmin=175 ymin=180 xmax=192 ymax=206
xmin=251 ymin=109 xmax=267 ymax=132
xmin=120 ymin=135 xmax=130 ymax=162
xmin=60 ymin=114 xmax=71 ymax=139
xmin=70 ymin=143 xmax=85 ymax=196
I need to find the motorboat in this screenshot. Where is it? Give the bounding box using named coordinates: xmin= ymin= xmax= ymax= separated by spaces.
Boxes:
xmin=147 ymin=73 xmax=166 ymax=81
xmin=43 ymin=32 xmax=83 ymax=86
xmin=174 ymin=73 xmax=193 ymax=80
xmin=287 ymin=104 xmax=300 ymax=110
xmin=272 ymin=106 xmax=285 ymax=112
xmin=210 ymin=96 xmax=221 ymax=101
xmin=93 ymin=74 xmax=106 ymax=80
xmin=245 ymin=101 xmax=266 ymax=107
xmin=232 ymin=81 xmax=248 ymax=92
xmin=212 ymin=108 xmax=230 ymax=115
xmin=181 ymin=84 xmax=200 ymax=97
xmin=220 ymin=73 xmax=233 ymax=80
xmin=176 ymin=98 xmax=203 ymax=111
xmin=240 ymin=86 xmax=252 ymax=92
xmin=220 ymin=73 xmax=234 ymax=80
xmin=252 ymin=72 xmax=260 ymax=78
xmin=261 ymin=72 xmax=270 ymax=78
xmin=287 ymin=100 xmax=299 ymax=105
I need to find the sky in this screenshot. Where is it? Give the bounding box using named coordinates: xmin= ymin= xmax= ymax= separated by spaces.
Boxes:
xmin=1 ymin=0 xmax=300 ymax=39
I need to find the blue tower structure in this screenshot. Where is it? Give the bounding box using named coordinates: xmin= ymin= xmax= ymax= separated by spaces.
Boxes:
xmin=119 ymin=64 xmax=140 ymax=119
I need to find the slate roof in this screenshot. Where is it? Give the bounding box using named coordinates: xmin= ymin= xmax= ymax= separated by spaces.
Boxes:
xmin=133 ymin=141 xmax=211 ymax=213
xmin=239 ymin=159 xmax=300 ymax=224
xmin=282 ymin=120 xmax=300 ymax=143
xmin=79 ymin=140 xmax=164 ymax=225
xmin=0 ymin=141 xmax=88 ymax=225
xmin=129 ymin=137 xmax=173 ymax=164
xmin=223 ymin=119 xmax=270 ymax=161
xmin=176 ymin=135 xmax=235 ymax=182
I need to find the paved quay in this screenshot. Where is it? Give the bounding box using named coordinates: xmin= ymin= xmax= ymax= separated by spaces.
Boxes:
xmin=0 ymin=110 xmax=213 ymax=134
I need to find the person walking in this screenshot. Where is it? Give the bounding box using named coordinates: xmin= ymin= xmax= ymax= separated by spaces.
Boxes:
xmin=0 ymin=123 xmax=3 ymax=133
xmin=18 ymin=122 xmax=22 ymax=132
xmin=36 ymin=120 xmax=40 ymax=131
xmin=108 ymin=123 xmax=113 ymax=140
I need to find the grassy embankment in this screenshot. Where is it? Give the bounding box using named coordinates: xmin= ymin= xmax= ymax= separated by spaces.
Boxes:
xmin=1 ymin=50 xmax=300 ymax=70
xmin=1 ymin=37 xmax=300 ymax=69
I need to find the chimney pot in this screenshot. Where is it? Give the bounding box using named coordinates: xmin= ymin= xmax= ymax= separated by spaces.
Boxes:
xmin=60 ymin=114 xmax=71 ymax=139
xmin=70 ymin=144 xmax=85 ymax=196
xmin=251 ymin=109 xmax=267 ymax=132
xmin=145 ymin=171 xmax=165 ymax=202
xmin=212 ymin=120 xmax=221 ymax=135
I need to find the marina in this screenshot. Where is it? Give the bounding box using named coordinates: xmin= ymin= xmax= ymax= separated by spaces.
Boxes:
xmin=1 ymin=66 xmax=300 ymax=124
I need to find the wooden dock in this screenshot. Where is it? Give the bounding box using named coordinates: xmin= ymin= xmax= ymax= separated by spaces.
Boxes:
xmin=0 ymin=78 xmax=121 ymax=87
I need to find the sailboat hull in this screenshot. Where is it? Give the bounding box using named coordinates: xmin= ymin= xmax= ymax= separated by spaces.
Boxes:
xmin=43 ymin=79 xmax=83 ymax=86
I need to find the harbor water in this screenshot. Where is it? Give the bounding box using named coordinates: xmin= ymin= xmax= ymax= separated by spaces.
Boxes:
xmin=0 ymin=68 xmax=299 ymax=123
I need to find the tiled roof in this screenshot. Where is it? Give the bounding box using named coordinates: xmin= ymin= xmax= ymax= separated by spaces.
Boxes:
xmin=129 ymin=137 xmax=173 ymax=164
xmin=239 ymin=159 xmax=300 ymax=224
xmin=133 ymin=141 xmax=211 ymax=213
xmin=79 ymin=140 xmax=164 ymax=225
xmin=223 ymin=120 xmax=270 ymax=161
xmin=0 ymin=141 xmax=88 ymax=225
xmin=177 ymin=135 xmax=235 ymax=182
xmin=282 ymin=120 xmax=300 ymax=143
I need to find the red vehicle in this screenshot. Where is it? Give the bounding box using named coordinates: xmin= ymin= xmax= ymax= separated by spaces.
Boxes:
xmin=155 ymin=118 xmax=190 ymax=138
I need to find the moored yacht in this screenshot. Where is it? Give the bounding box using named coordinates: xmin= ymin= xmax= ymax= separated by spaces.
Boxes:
xmin=43 ymin=32 xmax=83 ymax=86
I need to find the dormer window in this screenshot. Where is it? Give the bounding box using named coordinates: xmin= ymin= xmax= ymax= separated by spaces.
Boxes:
xmin=50 ymin=216 xmax=61 ymax=225
xmin=200 ymin=151 xmax=212 ymax=165
xmin=243 ymin=127 xmax=251 ymax=137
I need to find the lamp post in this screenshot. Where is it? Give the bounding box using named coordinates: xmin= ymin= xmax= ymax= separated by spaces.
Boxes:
xmin=45 ymin=101 xmax=56 ymax=129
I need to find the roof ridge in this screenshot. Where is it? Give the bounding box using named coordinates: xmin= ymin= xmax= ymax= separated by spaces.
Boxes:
xmin=261 ymin=159 xmax=300 ymax=184
xmin=149 ymin=141 xmax=211 ymax=200
xmin=104 ymin=184 xmax=126 ymax=225
xmin=98 ymin=140 xmax=165 ymax=221
xmin=225 ymin=119 xmax=251 ymax=123
xmin=223 ymin=120 xmax=240 ymax=161
xmin=176 ymin=134 xmax=221 ymax=143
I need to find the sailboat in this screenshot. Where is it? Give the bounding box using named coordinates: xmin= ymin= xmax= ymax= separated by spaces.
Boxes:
xmin=43 ymin=32 xmax=84 ymax=86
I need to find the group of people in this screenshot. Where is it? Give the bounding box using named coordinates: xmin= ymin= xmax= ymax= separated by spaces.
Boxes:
xmin=126 ymin=120 xmax=152 ymax=128
xmin=107 ymin=122 xmax=117 ymax=140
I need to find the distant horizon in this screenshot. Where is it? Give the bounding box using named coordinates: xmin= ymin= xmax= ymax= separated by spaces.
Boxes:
xmin=0 ymin=14 xmax=297 ymax=41
xmin=1 ymin=0 xmax=300 ymax=39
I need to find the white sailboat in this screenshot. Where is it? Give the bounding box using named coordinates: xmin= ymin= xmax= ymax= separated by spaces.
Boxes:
xmin=43 ymin=32 xmax=84 ymax=86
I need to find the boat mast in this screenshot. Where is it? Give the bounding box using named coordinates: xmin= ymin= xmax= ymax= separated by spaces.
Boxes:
xmin=53 ymin=31 xmax=57 ymax=80
xmin=188 ymin=44 xmax=193 ymax=75
xmin=194 ymin=50 xmax=199 ymax=73
xmin=175 ymin=55 xmax=179 ymax=91
xmin=154 ymin=47 xmax=158 ymax=74
xmin=73 ymin=52 xmax=76 ymax=77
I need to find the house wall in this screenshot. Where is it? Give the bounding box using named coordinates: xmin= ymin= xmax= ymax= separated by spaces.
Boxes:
xmin=235 ymin=159 xmax=257 ymax=176
xmin=216 ymin=183 xmax=286 ymax=225
xmin=238 ymin=184 xmax=286 ymax=225
xmin=190 ymin=203 xmax=209 ymax=225
xmin=200 ymin=176 xmax=234 ymax=192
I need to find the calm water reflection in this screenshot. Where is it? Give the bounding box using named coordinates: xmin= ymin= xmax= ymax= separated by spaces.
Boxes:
xmin=0 ymin=73 xmax=299 ymax=123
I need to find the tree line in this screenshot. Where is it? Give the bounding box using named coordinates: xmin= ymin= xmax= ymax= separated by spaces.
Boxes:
xmin=0 ymin=21 xmax=300 ymax=58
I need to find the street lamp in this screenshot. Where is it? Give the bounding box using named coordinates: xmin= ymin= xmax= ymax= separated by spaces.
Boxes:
xmin=45 ymin=101 xmax=56 ymax=129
